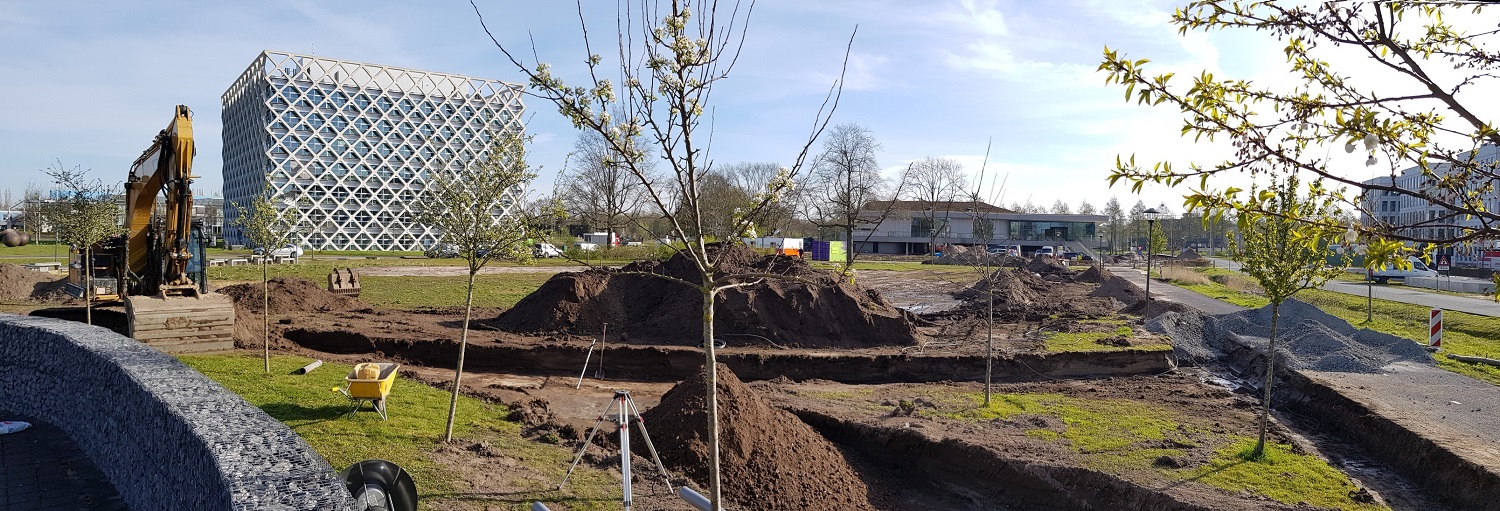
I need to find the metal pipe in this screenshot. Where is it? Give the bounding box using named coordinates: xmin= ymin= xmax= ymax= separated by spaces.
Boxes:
xmin=678 ymin=486 xmax=713 ymax=511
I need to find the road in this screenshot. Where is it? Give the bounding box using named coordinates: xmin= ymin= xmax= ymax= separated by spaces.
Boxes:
xmin=1208 ymin=257 xmax=1500 ymax=318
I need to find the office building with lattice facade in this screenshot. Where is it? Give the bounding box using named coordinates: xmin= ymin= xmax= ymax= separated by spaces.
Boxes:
xmin=221 ymin=51 xmax=526 ymax=251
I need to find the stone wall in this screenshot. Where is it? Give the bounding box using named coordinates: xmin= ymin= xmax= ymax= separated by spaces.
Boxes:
xmin=0 ymin=315 xmax=353 ymax=510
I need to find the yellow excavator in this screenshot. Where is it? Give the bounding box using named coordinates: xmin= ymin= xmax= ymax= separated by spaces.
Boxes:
xmin=66 ymin=105 xmax=237 ymax=352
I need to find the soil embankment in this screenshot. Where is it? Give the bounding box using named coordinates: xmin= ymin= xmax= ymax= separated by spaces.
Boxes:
xmin=493 ymin=244 xmax=922 ymax=348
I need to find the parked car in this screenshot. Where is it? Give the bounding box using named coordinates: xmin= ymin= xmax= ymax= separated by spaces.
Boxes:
xmin=1366 ymin=256 xmax=1437 ymax=284
xmin=424 ymin=243 xmax=459 ymax=258
xmin=533 ymin=243 xmax=562 ymax=258
xmin=1036 ymin=246 xmax=1056 ymax=257
xmin=253 ymin=244 xmax=304 ymax=258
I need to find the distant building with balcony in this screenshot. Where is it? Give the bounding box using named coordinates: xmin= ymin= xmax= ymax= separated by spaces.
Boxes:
xmin=850 ymin=200 xmax=1108 ymax=256
xmin=220 ymin=51 xmax=526 ymax=251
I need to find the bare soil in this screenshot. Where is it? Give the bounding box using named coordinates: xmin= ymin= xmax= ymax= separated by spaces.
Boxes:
xmin=9 ymin=258 xmax=1463 ymax=510
xmin=494 ymin=244 xmax=922 ymax=348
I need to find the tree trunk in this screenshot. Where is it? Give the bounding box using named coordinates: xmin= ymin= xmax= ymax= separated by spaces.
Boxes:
xmin=262 ymin=261 xmax=270 ymax=373
xmin=444 ymin=269 xmax=478 ymax=442
xmin=702 ymin=285 xmax=723 ymax=511
xmin=986 ymin=270 xmax=994 ymax=406
xmin=1254 ymin=303 xmax=1281 ymax=458
xmin=83 ymin=247 xmax=92 ymax=326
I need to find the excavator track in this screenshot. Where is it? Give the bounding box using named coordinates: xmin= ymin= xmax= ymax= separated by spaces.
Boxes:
xmin=125 ymin=292 xmax=237 ymax=353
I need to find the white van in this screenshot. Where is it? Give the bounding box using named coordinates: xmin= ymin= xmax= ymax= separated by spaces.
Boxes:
xmin=1036 ymin=246 xmax=1056 ymax=257
xmin=532 ymin=243 xmax=562 ymax=258
xmin=1367 ymin=256 xmax=1437 ymax=284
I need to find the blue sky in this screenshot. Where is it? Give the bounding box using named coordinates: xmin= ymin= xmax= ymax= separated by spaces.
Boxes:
xmin=0 ymin=0 xmax=1383 ymax=215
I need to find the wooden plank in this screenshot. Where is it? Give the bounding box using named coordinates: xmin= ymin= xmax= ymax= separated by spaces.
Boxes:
xmin=130 ymin=318 xmax=235 ymax=331
xmin=133 ymin=327 xmax=236 ymax=342
xmin=153 ymin=340 xmax=236 ymax=354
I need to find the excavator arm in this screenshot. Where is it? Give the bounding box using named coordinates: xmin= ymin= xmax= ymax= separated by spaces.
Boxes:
xmin=113 ymin=105 xmax=236 ymax=352
xmin=125 ymin=104 xmax=197 ymax=294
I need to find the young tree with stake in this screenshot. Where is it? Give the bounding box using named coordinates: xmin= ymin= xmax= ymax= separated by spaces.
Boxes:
xmin=416 ymin=130 xmax=535 ymax=443
xmin=1222 ymin=175 xmax=1348 ymax=458
xmin=472 ymin=1 xmax=851 ymax=506
xmin=45 ymin=162 xmax=120 ymax=327
xmin=232 ymin=186 xmax=303 ymax=373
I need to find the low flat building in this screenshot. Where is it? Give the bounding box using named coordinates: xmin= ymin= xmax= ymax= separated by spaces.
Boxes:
xmin=850 ymin=200 xmax=1107 ymax=256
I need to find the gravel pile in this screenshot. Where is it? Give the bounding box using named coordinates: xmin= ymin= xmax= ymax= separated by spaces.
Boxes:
xmin=1150 ymin=299 xmax=1431 ymax=373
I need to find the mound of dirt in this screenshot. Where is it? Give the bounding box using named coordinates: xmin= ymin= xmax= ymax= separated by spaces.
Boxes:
xmin=219 ymin=277 xmax=366 ymax=314
xmin=493 ymin=244 xmax=921 ymax=348
xmin=0 ymin=264 xmax=72 ymax=302
xmin=1076 ymin=265 xmax=1113 ymax=283
xmin=639 ymin=364 xmax=876 ymax=511
xmin=1088 ymin=275 xmax=1145 ymax=306
xmin=957 ymin=268 xmax=1046 ymax=306
xmin=219 ymin=277 xmax=369 ymax=350
xmin=1025 ymin=255 xmax=1073 ymax=275
xmin=1178 ymin=248 xmax=1202 ymax=260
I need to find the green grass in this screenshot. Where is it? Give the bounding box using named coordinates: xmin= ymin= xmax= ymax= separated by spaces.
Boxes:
xmin=360 ymin=274 xmax=555 ymax=309
xmin=927 ymin=391 xmax=1382 ymax=510
xmin=1172 ymin=268 xmax=1500 ymax=385
xmin=1044 ymin=324 xmax=1171 ymax=353
xmin=179 ymin=353 xmax=621 ymax=510
xmin=1189 ymin=438 xmax=1381 ymax=511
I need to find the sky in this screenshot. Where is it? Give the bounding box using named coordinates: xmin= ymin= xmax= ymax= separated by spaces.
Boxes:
xmin=0 ymin=0 xmax=1404 ymax=216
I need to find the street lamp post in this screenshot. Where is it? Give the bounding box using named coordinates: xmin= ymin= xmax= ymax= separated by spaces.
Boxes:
xmin=1143 ymin=207 xmax=1163 ymax=315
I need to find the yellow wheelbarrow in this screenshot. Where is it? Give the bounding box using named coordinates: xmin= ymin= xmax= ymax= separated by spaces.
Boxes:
xmin=333 ymin=362 xmax=400 ymax=420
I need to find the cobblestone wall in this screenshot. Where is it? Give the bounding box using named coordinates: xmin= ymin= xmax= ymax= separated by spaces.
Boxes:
xmin=0 ymin=315 xmax=353 ymax=510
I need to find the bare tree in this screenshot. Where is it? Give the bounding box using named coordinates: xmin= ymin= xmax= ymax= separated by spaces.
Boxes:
xmin=1050 ymin=200 xmax=1071 ymax=214
xmin=559 ymin=130 xmax=647 ymax=251
xmin=45 ymin=162 xmax=122 ymax=327
xmin=417 ymin=130 xmax=536 ymax=442
xmin=473 ymin=1 xmax=851 ymax=506
xmin=232 ymin=184 xmax=304 ymax=373
xmin=721 ymin=162 xmax=796 ymax=236
xmin=903 ymin=157 xmax=967 ymax=253
xmin=1077 ymin=200 xmax=1097 ymax=215
xmin=807 ymin=123 xmax=884 ymax=271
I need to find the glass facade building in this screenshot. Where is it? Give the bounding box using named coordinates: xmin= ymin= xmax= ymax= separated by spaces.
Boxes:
xmin=221 ymin=51 xmax=526 ymax=251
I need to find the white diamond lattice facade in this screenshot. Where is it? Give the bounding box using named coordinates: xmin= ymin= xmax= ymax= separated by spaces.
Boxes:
xmin=221 ymin=51 xmax=526 ymax=251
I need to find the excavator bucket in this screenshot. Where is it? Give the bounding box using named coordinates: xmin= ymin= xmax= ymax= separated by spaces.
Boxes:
xmin=328 ymin=268 xmax=362 ymax=297
xmin=124 ymin=292 xmax=237 ymax=353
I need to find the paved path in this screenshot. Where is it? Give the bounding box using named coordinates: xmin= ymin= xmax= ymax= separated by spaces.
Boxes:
xmin=0 ymin=415 xmax=126 ymax=511
xmin=1107 ymin=265 xmax=1244 ymax=315
xmin=1208 ymin=257 xmax=1500 ymax=317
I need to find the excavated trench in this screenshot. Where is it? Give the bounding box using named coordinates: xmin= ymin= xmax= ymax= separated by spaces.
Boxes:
xmin=793 ymin=409 xmax=1223 ymax=511
xmin=281 ymin=327 xmax=1175 ymax=384
xmin=1219 ymin=342 xmax=1499 ymax=511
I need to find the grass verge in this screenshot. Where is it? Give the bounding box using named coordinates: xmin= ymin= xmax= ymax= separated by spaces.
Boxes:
xmin=179 ymin=353 xmax=621 ymax=510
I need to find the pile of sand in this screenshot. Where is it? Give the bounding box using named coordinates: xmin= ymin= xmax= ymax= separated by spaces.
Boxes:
xmin=0 ymin=263 xmax=72 ymax=302
xmin=639 ymin=364 xmax=877 ymax=511
xmin=494 ymin=244 xmax=921 ymax=348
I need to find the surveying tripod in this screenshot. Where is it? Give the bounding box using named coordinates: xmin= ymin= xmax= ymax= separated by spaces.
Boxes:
xmin=559 ymin=390 xmax=675 ymax=510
